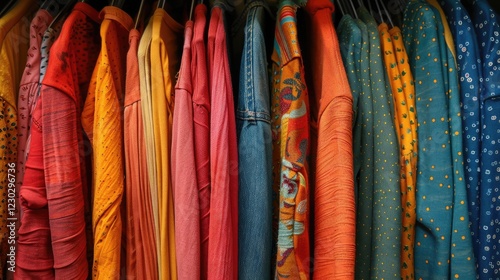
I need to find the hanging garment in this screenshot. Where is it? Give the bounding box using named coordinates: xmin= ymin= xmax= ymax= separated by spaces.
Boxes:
xmin=271 ymin=2 xmax=310 ymax=279
xmin=26 ymin=20 xmax=64 ymax=162
xmin=359 ymin=7 xmax=402 ymax=279
xmin=236 ymin=2 xmax=273 ymax=280
xmin=150 ymin=7 xmax=184 ymax=279
xmin=124 ymin=28 xmax=159 ymax=280
xmin=379 ymin=23 xmax=418 ymax=279
xmin=81 ymin=7 xmax=132 ymax=278
xmin=468 ymin=1 xmax=500 ymax=277
xmin=15 ymin=8 xmax=53 ymax=279
xmin=39 ymin=2 xmax=101 ymax=279
xmin=191 ymin=4 xmax=211 ymax=279
xmin=303 ymin=1 xmax=355 ymax=279
xmin=207 ymin=3 xmax=239 ymax=279
xmin=17 ymin=15 xmax=62 ymax=280
xmin=171 ymin=19 xmax=201 ymax=280
xmin=16 ymin=18 xmax=63 ymax=280
xmin=16 ymin=89 xmax=54 ymax=280
xmin=0 ymin=1 xmax=35 ymax=276
xmin=429 ymin=1 xmax=478 ymax=278
xmin=338 ymin=15 xmax=375 ymax=280
xmin=438 ymin=2 xmax=482 ymax=263
xmin=403 ymin=1 xmax=477 ymax=279
xmin=38 ymin=23 xmax=63 ymax=85
xmin=16 ymin=9 xmax=52 ymax=206
xmin=138 ymin=18 xmax=161 ymax=273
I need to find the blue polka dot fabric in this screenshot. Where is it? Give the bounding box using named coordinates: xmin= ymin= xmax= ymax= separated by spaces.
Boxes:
xmin=468 ymin=0 xmax=500 ymax=278
xmin=439 ymin=0 xmax=483 ymax=276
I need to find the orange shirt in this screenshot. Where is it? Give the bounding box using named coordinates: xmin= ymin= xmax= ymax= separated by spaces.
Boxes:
xmin=271 ymin=5 xmax=310 ymax=279
xmin=304 ymin=1 xmax=356 ymax=279
xmin=81 ymin=6 xmax=133 ymax=279
xmin=124 ymin=28 xmax=159 ymax=280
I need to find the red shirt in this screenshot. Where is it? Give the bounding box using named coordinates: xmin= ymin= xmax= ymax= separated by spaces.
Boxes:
xmin=40 ymin=3 xmax=101 ymax=279
xmin=16 ymin=9 xmax=53 ymax=279
xmin=16 ymin=9 xmax=52 ymax=203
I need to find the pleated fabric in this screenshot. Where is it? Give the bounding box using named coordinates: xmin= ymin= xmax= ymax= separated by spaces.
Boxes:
xmin=304 ymin=1 xmax=355 ymax=279
xmin=124 ymin=28 xmax=158 ymax=280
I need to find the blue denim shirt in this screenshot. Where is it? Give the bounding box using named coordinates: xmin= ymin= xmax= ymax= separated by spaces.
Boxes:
xmin=235 ymin=2 xmax=274 ymax=280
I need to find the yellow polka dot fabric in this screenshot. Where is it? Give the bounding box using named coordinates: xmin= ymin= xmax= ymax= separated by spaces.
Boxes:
xmin=340 ymin=7 xmax=402 ymax=279
xmin=339 ymin=14 xmax=375 ymax=280
xmin=402 ymin=0 xmax=476 ymax=279
xmin=359 ymin=8 xmax=401 ymax=280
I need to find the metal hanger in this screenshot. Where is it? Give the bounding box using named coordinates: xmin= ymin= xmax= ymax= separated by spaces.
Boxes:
xmin=49 ymin=0 xmax=77 ymax=30
xmin=134 ymin=0 xmax=146 ymax=29
xmin=374 ymin=0 xmax=383 ymax=23
xmin=379 ymin=0 xmax=394 ymax=27
xmin=158 ymin=0 xmax=165 ymax=9
xmin=189 ymin=0 xmax=196 ymax=20
xmin=110 ymin=0 xmax=125 ymax=8
xmin=335 ymin=0 xmax=346 ymax=16
xmin=41 ymin=0 xmax=62 ymax=17
xmin=346 ymin=0 xmax=358 ymax=18
xmin=0 ymin=0 xmax=17 ymax=18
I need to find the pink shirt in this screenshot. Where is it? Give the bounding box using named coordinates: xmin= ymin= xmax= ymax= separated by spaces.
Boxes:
xmin=171 ymin=20 xmax=201 ymax=280
xmin=191 ymin=5 xmax=211 ymax=279
xmin=16 ymin=9 xmax=52 ymax=200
